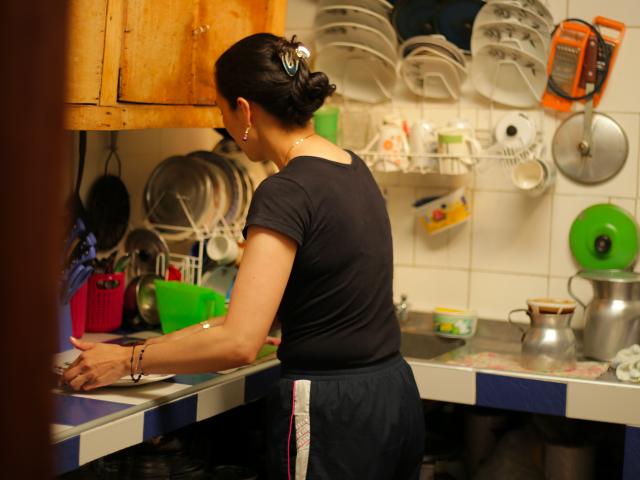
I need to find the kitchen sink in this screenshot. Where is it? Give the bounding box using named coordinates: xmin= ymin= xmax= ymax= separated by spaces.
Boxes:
xmin=400 ymin=331 xmax=465 ymax=360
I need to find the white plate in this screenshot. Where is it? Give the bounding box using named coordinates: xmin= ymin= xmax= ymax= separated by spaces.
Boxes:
xmin=315 ymin=41 xmax=397 ymax=103
xmin=202 ymin=265 xmax=237 ymax=298
xmin=111 ymin=373 xmax=176 ymax=387
xmin=400 ymin=53 xmax=461 ymax=99
xmin=472 ymin=20 xmax=549 ymax=61
xmin=470 ymin=42 xmax=547 ymax=107
xmin=318 ymin=0 xmax=393 ymax=18
xmin=475 ymin=2 xmax=551 ymax=38
xmin=315 ymin=6 xmax=397 ymax=47
xmin=398 ymin=35 xmax=466 ymax=67
xmin=405 ymin=46 xmax=468 ymax=79
xmin=486 ymin=0 xmax=554 ymax=30
xmin=315 ymin=22 xmax=397 ymax=63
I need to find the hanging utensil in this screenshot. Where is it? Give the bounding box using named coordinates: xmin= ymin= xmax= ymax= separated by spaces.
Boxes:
xmin=86 ymin=131 xmax=130 ymax=251
xmin=552 ymin=34 xmax=629 ymax=184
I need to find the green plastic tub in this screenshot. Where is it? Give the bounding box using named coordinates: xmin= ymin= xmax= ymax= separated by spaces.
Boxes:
xmin=155 ymin=280 xmax=227 ymax=334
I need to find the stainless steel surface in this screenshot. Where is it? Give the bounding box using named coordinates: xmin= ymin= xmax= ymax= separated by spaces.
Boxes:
xmin=144 ymin=155 xmax=213 ymax=228
xmin=569 ymin=271 xmax=640 ymax=361
xmin=508 ymin=309 xmax=577 ymax=371
xmin=124 ymin=228 xmax=169 ymax=277
xmin=395 ymin=294 xmax=410 ymax=325
xmin=136 ymin=274 xmax=162 ymax=326
xmin=552 ymin=111 xmax=628 ymax=184
xmin=400 ymin=331 xmax=465 ymax=360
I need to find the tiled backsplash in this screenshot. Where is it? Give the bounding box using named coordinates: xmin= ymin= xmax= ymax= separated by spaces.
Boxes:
xmin=286 ymin=0 xmax=640 ymax=325
xmin=76 ymin=0 xmax=640 ymax=327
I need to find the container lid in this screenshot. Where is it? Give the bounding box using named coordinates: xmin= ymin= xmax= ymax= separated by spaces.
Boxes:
xmin=578 ymin=269 xmax=640 ymax=283
xmin=569 ymin=204 xmax=639 ymax=270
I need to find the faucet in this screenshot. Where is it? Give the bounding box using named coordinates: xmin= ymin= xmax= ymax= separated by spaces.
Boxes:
xmin=395 ymin=294 xmax=410 ymax=325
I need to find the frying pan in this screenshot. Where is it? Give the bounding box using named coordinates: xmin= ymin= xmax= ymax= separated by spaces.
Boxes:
xmin=86 ymin=132 xmax=130 ymax=251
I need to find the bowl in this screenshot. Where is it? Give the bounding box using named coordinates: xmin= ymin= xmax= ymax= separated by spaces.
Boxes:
xmin=433 ymin=307 xmax=478 ymax=338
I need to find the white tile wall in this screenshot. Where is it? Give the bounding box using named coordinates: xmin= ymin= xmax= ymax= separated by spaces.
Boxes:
xmin=394 ymin=266 xmax=469 ymax=311
xmin=568 ymin=0 xmax=640 ymax=27
xmin=469 ymin=272 xmax=548 ymax=320
xmin=471 ymin=191 xmax=553 ymax=275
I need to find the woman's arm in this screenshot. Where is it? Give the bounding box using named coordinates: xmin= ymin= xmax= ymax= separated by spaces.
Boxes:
xmin=63 ymin=226 xmax=296 ymax=390
xmin=143 ymin=316 xmax=226 ymax=346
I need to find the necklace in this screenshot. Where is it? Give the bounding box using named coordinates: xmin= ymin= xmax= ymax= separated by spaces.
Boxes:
xmin=285 ymin=133 xmax=316 ymax=163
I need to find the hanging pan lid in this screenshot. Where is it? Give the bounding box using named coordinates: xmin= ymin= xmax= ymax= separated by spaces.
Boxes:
xmin=569 ymin=203 xmax=639 ymax=270
xmin=552 ymin=112 xmax=628 ymax=184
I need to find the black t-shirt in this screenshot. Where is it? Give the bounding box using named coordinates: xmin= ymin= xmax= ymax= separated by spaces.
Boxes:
xmin=243 ymin=152 xmax=400 ymax=370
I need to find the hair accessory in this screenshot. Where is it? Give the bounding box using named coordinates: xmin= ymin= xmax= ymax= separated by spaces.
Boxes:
xmin=242 ymin=126 xmax=250 ymax=141
xmin=280 ymin=44 xmax=311 ymax=77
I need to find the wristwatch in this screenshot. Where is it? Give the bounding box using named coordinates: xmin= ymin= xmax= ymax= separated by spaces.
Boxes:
xmin=200 ymin=321 xmax=211 ymax=330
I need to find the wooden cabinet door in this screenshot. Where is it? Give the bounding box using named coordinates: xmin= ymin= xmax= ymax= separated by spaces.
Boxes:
xmin=65 ymin=0 xmax=108 ymax=103
xmin=118 ymin=0 xmax=196 ymax=104
xmin=192 ymin=0 xmax=287 ymax=105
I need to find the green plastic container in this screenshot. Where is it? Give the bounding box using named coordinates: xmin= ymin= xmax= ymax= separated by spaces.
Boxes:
xmin=155 ymin=280 xmax=227 ymax=334
xmin=313 ymin=105 xmax=339 ymax=144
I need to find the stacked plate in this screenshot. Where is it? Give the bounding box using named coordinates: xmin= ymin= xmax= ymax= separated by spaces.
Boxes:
xmin=144 ymin=152 xmax=254 ymax=240
xmin=314 ymin=0 xmax=399 ymax=103
xmin=470 ymin=0 xmax=554 ymax=107
xmin=398 ymin=35 xmax=468 ymax=99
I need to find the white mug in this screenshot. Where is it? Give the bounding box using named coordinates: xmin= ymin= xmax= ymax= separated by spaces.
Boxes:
xmin=511 ymin=158 xmax=556 ymax=196
xmin=377 ymin=124 xmax=409 ymax=171
xmin=437 ymin=128 xmax=481 ymax=174
xmin=206 ymin=234 xmax=239 ymax=265
xmin=409 ymin=121 xmax=438 ymax=171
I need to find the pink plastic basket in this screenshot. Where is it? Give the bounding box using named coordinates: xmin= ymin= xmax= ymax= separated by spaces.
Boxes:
xmin=69 ymin=281 xmax=88 ymax=338
xmin=86 ymin=273 xmax=125 ymax=332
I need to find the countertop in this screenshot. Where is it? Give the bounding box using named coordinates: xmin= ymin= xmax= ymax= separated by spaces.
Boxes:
xmin=52 ymin=323 xmax=640 ymax=478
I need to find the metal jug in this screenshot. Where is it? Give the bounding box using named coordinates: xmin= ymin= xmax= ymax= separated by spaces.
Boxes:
xmin=568 ymin=270 xmax=640 ymax=361
xmin=508 ymin=309 xmax=577 ymax=371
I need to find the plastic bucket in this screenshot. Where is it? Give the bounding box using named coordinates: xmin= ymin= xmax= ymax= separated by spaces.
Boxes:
xmin=155 ymin=281 xmax=227 ymax=333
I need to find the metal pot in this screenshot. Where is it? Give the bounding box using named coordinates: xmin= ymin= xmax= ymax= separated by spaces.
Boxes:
xmin=508 ymin=309 xmax=577 ymax=371
xmin=569 ymin=270 xmax=640 ymax=361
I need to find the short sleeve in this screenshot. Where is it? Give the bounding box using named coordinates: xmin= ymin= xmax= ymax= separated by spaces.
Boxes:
xmin=242 ymin=175 xmax=311 ymax=246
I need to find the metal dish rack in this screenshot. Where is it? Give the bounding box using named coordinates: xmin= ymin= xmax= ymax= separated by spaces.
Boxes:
xmin=334 ymin=53 xmax=548 ymax=176
xmin=145 ymin=191 xmax=245 ymax=286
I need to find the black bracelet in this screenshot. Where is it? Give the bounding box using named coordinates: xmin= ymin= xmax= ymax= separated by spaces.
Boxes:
xmin=132 ymin=345 xmax=148 ymax=383
xmin=129 ymin=345 xmax=137 ymax=382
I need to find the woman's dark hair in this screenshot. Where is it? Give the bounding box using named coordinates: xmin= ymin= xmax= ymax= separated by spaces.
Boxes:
xmin=215 ymin=33 xmax=335 ymax=127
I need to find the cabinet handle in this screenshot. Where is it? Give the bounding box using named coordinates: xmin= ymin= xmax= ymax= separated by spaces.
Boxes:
xmin=192 ymin=24 xmax=210 ymax=36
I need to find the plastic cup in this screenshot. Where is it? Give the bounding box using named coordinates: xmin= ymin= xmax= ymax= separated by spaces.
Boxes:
xmin=313 ymin=105 xmax=340 ymax=144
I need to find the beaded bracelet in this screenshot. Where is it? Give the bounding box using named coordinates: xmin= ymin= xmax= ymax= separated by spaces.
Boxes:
xmin=132 ymin=344 xmax=149 ymax=383
xmin=129 ymin=345 xmax=138 ymax=382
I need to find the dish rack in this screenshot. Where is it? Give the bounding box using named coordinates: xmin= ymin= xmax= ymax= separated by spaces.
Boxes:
xmin=145 ymin=191 xmax=245 ymax=286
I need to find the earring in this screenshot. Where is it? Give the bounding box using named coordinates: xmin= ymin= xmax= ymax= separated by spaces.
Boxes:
xmin=242 ymin=126 xmax=250 ymax=142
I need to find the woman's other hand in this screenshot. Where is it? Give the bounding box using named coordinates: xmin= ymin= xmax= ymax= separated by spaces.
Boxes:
xmin=62 ymin=337 xmax=130 ymax=391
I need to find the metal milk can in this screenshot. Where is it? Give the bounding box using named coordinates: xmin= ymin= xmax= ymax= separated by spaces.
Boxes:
xmin=569 ymin=270 xmax=640 ymax=361
xmin=508 ymin=309 xmax=577 ymax=371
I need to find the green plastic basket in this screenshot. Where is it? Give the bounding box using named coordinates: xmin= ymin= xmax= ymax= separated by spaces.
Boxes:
xmin=155 ymin=280 xmax=227 ymax=334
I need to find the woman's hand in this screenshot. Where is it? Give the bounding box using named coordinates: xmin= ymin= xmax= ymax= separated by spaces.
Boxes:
xmin=62 ymin=337 xmax=130 ymax=391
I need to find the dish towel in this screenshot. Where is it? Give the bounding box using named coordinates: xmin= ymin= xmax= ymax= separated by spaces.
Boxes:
xmin=613 ymin=344 xmax=640 ymax=383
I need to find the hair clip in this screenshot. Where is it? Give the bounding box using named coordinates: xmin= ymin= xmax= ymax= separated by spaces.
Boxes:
xmin=281 ymin=45 xmax=311 ymax=77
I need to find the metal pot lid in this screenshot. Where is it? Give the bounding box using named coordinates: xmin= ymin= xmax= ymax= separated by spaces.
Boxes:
xmin=552 ymin=112 xmax=628 ymax=184
xmin=578 ymin=269 xmax=640 ymax=283
xmin=124 ymin=228 xmax=169 ymax=277
xmin=569 ymin=204 xmax=639 ymax=270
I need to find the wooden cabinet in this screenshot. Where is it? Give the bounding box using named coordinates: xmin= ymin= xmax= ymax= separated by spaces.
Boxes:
xmin=64 ymin=0 xmax=287 ymax=130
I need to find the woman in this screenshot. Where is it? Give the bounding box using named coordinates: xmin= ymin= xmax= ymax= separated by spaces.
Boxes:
xmin=63 ymin=33 xmax=425 ymax=479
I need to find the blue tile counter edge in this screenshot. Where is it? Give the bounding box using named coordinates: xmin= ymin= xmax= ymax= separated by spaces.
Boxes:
xmin=54 ymin=436 xmax=80 ymax=475
xmin=52 ymin=360 xmax=281 ymax=476
xmin=143 ymin=395 xmax=198 ymax=440
xmin=476 ymin=372 xmax=567 ymax=416
xmin=624 ymin=426 xmax=640 ymax=480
